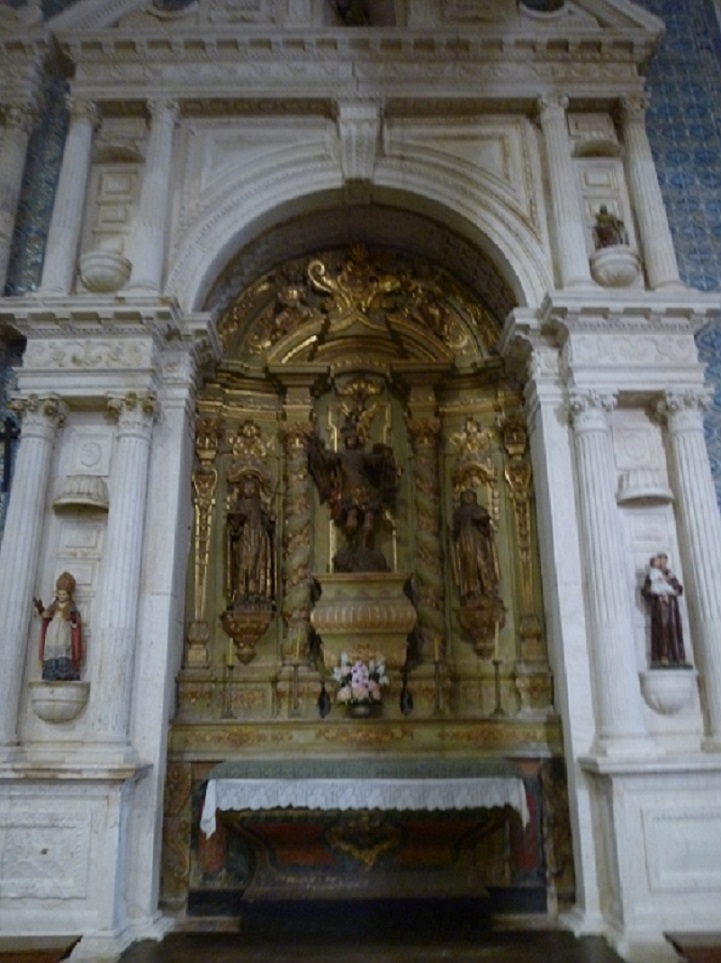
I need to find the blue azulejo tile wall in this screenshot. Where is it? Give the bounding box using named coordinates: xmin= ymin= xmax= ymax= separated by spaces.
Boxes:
xmin=640 ymin=0 xmax=721 ymax=504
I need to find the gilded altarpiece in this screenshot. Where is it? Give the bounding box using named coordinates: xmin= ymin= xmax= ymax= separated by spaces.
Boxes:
xmin=163 ymin=246 xmax=571 ymax=917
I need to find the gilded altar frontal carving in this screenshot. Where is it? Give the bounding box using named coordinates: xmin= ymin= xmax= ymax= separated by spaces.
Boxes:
xmin=177 ymin=243 xmax=553 ymax=726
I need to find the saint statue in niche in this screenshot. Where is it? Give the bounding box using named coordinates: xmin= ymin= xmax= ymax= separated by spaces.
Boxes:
xmin=451 ymin=488 xmax=500 ymax=606
xmin=226 ymin=472 xmax=275 ymax=608
xmin=308 ymin=413 xmax=399 ymax=573
xmin=641 ymin=553 xmax=688 ymax=667
xmin=593 ymin=205 xmax=629 ymax=249
xmin=34 ymin=572 xmax=83 ymax=681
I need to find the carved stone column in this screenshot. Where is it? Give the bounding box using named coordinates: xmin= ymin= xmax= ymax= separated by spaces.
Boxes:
xmin=407 ymin=416 xmax=444 ymax=662
xmin=126 ymin=99 xmax=179 ymax=294
xmin=280 ymin=421 xmax=314 ymax=664
xmin=0 ymin=395 xmax=64 ymax=749
xmin=619 ymin=96 xmax=681 ymax=290
xmin=40 ymin=98 xmax=99 ymax=294
xmin=661 ymin=390 xmax=721 ymax=747
xmin=537 ymin=95 xmax=592 ymax=288
xmin=90 ymin=393 xmax=157 ymax=747
xmin=569 ymin=390 xmax=652 ymax=755
xmin=0 ymin=103 xmax=35 ymax=290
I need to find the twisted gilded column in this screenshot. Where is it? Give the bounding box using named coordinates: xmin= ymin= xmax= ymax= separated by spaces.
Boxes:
xmin=126 ymin=99 xmax=179 ymax=294
xmin=620 ymin=96 xmax=681 ymax=290
xmin=40 ymin=98 xmax=99 ymax=294
xmin=90 ymin=393 xmax=157 ymax=745
xmin=0 ymin=395 xmax=64 ymax=748
xmin=569 ymin=390 xmax=652 ymax=755
xmin=0 ymin=103 xmax=35 ymax=289
xmin=280 ymin=422 xmax=313 ymax=664
xmin=537 ymin=95 xmax=592 ymax=288
xmin=660 ymin=390 xmax=721 ymax=746
xmin=407 ymin=417 xmax=444 ymax=661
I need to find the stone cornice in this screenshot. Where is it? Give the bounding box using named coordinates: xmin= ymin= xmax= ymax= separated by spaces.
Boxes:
xmin=55 ymin=29 xmax=655 ymax=106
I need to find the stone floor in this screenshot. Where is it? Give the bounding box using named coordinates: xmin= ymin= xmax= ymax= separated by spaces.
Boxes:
xmin=119 ymin=903 xmax=629 ymax=963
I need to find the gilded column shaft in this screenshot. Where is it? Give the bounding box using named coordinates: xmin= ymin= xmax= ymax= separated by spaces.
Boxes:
xmin=90 ymin=395 xmax=157 ymax=743
xmin=620 ymin=96 xmax=680 ymax=289
xmin=281 ymin=422 xmax=313 ymax=663
xmin=40 ymin=98 xmax=99 ymax=294
xmin=662 ymin=391 xmax=721 ymax=744
xmin=570 ymin=392 xmax=649 ymax=750
xmin=127 ymin=100 xmax=179 ymax=293
xmin=0 ymin=104 xmax=34 ymax=289
xmin=0 ymin=397 xmax=64 ymax=746
xmin=538 ymin=96 xmax=592 ymax=288
xmin=408 ymin=417 xmax=444 ymax=660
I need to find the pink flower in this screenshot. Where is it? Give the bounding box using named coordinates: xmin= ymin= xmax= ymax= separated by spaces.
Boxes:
xmin=337 ymin=685 xmax=352 ymax=703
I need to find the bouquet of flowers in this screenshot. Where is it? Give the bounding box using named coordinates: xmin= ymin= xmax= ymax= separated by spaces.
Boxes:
xmin=332 ymin=653 xmax=389 ymax=706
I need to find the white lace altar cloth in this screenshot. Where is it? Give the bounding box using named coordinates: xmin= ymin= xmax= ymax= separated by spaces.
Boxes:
xmin=200 ymin=776 xmax=530 ymax=837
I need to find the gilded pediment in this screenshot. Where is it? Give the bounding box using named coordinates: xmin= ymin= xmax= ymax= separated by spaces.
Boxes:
xmin=217 ymin=245 xmax=496 ymax=375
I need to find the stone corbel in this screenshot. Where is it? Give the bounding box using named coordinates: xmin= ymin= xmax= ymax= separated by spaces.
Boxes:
xmin=336 ymin=100 xmax=383 ymax=187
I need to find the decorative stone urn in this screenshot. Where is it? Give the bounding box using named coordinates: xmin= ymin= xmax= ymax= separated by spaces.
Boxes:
xmin=639 ymin=667 xmax=697 ymax=715
xmin=30 ymin=680 xmax=90 ymax=723
xmin=310 ymin=572 xmax=417 ymax=672
xmin=78 ymin=250 xmax=131 ymax=293
xmin=589 ymin=244 xmax=641 ymax=287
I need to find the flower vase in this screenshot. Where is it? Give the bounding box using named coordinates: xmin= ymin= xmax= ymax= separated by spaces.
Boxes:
xmin=348 ymin=701 xmax=377 ymax=718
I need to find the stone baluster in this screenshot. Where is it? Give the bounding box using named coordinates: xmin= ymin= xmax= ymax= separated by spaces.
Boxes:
xmin=569 ymin=390 xmax=652 ymax=755
xmin=0 ymin=103 xmax=35 ymax=290
xmin=406 ymin=416 xmax=444 ymax=662
xmin=537 ymin=95 xmax=592 ymax=288
xmin=39 ymin=98 xmax=99 ymax=294
xmin=619 ymin=96 xmax=681 ymax=290
xmin=661 ymin=390 xmax=721 ymax=747
xmin=0 ymin=395 xmax=65 ymax=749
xmin=89 ymin=393 xmax=157 ymax=747
xmin=126 ymin=99 xmax=179 ymax=294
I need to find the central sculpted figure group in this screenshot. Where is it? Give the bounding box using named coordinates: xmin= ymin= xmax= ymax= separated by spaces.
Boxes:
xmin=308 ymin=415 xmax=399 ymax=572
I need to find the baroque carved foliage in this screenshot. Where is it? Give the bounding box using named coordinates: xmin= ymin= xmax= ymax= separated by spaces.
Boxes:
xmin=216 ymin=245 xmax=499 ymax=373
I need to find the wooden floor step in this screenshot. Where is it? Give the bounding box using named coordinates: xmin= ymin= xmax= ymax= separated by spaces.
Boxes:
xmin=667 ymin=933 xmax=721 ymax=963
xmin=0 ymin=937 xmax=79 ymax=963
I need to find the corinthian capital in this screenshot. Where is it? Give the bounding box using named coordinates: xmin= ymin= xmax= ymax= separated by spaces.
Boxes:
xmin=619 ymin=94 xmax=650 ymax=126
xmin=65 ymin=96 xmax=100 ymax=129
xmin=10 ymin=394 xmax=66 ymax=433
xmin=4 ymin=103 xmax=36 ymax=135
xmin=568 ymin=389 xmax=616 ymax=428
xmin=107 ymin=392 xmax=159 ymax=434
xmin=537 ymin=94 xmax=569 ymax=125
xmin=657 ymin=388 xmax=711 ymax=424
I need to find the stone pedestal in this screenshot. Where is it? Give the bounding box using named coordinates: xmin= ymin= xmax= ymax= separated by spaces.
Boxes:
xmin=310 ymin=572 xmax=417 ymax=672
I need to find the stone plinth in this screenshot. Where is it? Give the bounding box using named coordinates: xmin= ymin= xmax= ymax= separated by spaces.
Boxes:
xmin=310 ymin=572 xmax=417 ymax=671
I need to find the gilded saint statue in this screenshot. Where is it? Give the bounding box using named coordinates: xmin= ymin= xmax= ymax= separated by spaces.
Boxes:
xmin=641 ymin=553 xmax=688 ymax=667
xmin=226 ymin=472 xmax=275 ymax=608
xmin=451 ymin=489 xmax=500 ymax=606
xmin=34 ymin=572 xmax=83 ymax=681
xmin=308 ymin=415 xmax=399 ymax=572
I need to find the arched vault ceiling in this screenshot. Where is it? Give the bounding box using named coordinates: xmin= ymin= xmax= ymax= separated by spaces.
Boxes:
xmin=203 ymin=204 xmax=518 ymax=327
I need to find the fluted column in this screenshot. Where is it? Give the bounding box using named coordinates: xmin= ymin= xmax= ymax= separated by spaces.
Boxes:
xmin=126 ymin=99 xmax=179 ymax=294
xmin=407 ymin=416 xmax=444 ymax=661
xmin=569 ymin=390 xmax=652 ymax=755
xmin=0 ymin=395 xmax=64 ymax=748
xmin=0 ymin=103 xmax=35 ymax=290
xmin=620 ymin=96 xmax=681 ymax=290
xmin=90 ymin=393 xmax=157 ymax=745
xmin=537 ymin=95 xmax=592 ymax=288
xmin=661 ymin=390 xmax=721 ymax=747
xmin=40 ymin=98 xmax=99 ymax=294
